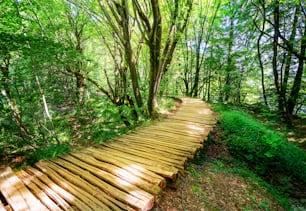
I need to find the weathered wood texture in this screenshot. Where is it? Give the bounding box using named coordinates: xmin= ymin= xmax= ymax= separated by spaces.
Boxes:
xmin=0 ymin=98 xmax=217 ymax=211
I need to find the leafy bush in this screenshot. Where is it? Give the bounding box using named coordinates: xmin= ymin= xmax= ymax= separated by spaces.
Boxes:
xmin=29 ymin=143 xmax=70 ymax=165
xmin=220 ymin=110 xmax=306 ymax=183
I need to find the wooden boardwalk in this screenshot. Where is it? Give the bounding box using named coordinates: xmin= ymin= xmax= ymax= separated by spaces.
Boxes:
xmin=0 ymin=98 xmax=217 ymax=211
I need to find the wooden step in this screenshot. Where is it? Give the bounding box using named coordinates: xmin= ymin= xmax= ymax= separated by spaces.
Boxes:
xmin=35 ymin=162 xmax=112 ymax=211
xmin=38 ymin=160 xmax=127 ymax=211
xmin=25 ymin=166 xmax=87 ymax=210
xmin=87 ymin=147 xmax=178 ymax=179
xmin=52 ymin=156 xmax=154 ymax=211
xmin=69 ymin=152 xmax=162 ymax=195
xmin=82 ymin=148 xmax=167 ymax=187
xmin=0 ymin=167 xmax=48 ymax=211
xmin=100 ymin=144 xmax=182 ymax=172
xmin=16 ymin=170 xmax=62 ymax=211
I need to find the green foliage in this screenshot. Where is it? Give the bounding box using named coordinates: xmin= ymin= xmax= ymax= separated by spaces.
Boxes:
xmin=189 ymin=165 xmax=201 ymax=180
xmin=157 ymin=97 xmax=177 ymax=112
xmin=71 ymin=97 xmax=132 ymax=143
xmin=219 ymin=109 xmax=306 ymax=184
xmin=29 ymin=143 xmax=70 ymax=165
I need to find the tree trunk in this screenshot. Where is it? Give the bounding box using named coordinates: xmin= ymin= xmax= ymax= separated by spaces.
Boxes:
xmin=66 ymin=7 xmax=87 ymax=106
xmin=191 ymin=18 xmax=206 ymax=97
xmin=272 ymin=0 xmax=284 ymax=113
xmin=256 ymin=4 xmax=268 ymax=106
xmin=75 ymin=73 xmax=86 ymax=105
xmin=218 ymin=75 xmax=223 ymax=102
xmin=236 ymin=69 xmax=244 ymax=104
xmin=133 ymin=0 xmax=192 ymax=116
xmin=287 ymin=25 xmax=306 ymax=114
xmin=120 ymin=0 xmax=143 ymax=108
xmin=147 ymin=0 xmax=162 ymax=116
xmin=98 ymin=0 xmax=143 ymax=109
xmin=183 ymin=30 xmax=191 ymax=96
xmin=207 ymin=68 xmax=212 ymax=102
xmin=281 ymin=5 xmax=299 ymax=115
xmin=224 ymin=16 xmax=234 ymax=102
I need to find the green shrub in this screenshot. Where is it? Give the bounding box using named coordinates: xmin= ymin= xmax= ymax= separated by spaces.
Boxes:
xmin=29 ymin=143 xmax=70 ymax=165
xmin=220 ymin=110 xmax=306 ymax=183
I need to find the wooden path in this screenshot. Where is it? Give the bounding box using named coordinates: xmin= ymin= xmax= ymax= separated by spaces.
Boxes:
xmin=0 ymin=98 xmax=217 ymax=211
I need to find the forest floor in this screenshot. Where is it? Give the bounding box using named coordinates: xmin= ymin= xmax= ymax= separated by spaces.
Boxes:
xmin=152 ymin=123 xmax=306 ymax=211
xmin=287 ymin=117 xmax=306 ymax=150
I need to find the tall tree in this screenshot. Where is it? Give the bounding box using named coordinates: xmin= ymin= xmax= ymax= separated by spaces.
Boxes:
xmin=97 ymin=0 xmax=143 ymax=109
xmin=189 ymin=0 xmax=220 ymax=97
xmin=65 ymin=3 xmax=89 ymax=105
xmin=253 ymin=0 xmax=306 ymax=117
xmin=133 ymin=0 xmax=192 ymax=115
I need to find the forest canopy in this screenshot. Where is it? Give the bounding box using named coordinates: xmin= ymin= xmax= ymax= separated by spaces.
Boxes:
xmin=0 ymin=0 xmax=305 ymax=162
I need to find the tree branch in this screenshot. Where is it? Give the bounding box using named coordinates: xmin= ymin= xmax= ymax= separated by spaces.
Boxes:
xmin=66 ymin=67 xmax=114 ymax=101
xmin=132 ymin=0 xmax=151 ymax=33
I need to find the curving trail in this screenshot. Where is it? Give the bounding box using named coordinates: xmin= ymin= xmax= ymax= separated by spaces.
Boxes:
xmin=0 ymin=98 xmax=217 ymax=211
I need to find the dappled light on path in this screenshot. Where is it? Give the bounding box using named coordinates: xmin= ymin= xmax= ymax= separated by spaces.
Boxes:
xmin=0 ymin=97 xmax=217 ymax=210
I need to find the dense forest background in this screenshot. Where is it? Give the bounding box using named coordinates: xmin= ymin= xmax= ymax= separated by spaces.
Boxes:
xmin=0 ymin=0 xmax=305 ymax=163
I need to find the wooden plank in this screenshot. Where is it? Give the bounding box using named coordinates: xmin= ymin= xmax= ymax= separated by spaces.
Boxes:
xmin=175 ymin=111 xmax=216 ymax=118
xmin=111 ymin=141 xmax=187 ymax=166
xmin=163 ymin=118 xmax=214 ymax=127
xmin=0 ymin=167 xmax=48 ymax=211
xmin=18 ymin=169 xmax=71 ymax=210
xmin=102 ymin=142 xmax=186 ymax=167
xmin=134 ymin=128 xmax=204 ymax=143
xmin=157 ymin=121 xmax=211 ymax=134
xmin=125 ymin=133 xmax=200 ymax=153
xmin=100 ymin=146 xmax=181 ymax=173
xmin=126 ymin=135 xmax=202 ymax=149
xmin=179 ymin=105 xmax=214 ymax=110
xmin=171 ymin=113 xmax=216 ymax=119
xmin=59 ymin=154 xmax=155 ymax=202
xmin=168 ymin=116 xmax=216 ymax=125
xmin=16 ymin=170 xmax=62 ymax=211
xmin=69 ymin=152 xmax=162 ymax=195
xmin=156 ymin=123 xmax=208 ymax=134
xmin=25 ymin=166 xmax=88 ymax=210
xmin=126 ymin=131 xmax=203 ymax=146
xmin=51 ymin=158 xmax=154 ymax=211
xmin=127 ymin=132 xmax=204 ymax=146
xmin=176 ymin=112 xmax=212 ymax=117
xmin=41 ymin=161 xmax=133 ymax=211
xmin=114 ymin=138 xmax=189 ymax=162
xmin=35 ymin=162 xmax=111 ymax=211
xmin=100 ymin=143 xmax=185 ymax=170
xmin=115 ymin=137 xmax=194 ymax=159
xmin=83 ymin=148 xmax=167 ymax=187
xmin=132 ymin=130 xmax=202 ymax=146
xmin=86 ymin=147 xmax=178 ymax=180
xmin=149 ymin=125 xmax=205 ymax=138
xmin=143 ymin=131 xmax=206 ymax=145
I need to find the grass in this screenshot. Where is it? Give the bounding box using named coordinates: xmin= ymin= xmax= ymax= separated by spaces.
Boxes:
xmin=212 ymin=104 xmax=306 ymax=209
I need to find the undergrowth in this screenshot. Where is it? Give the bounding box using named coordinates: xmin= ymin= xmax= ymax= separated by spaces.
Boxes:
xmin=2 ymin=96 xmax=176 ymax=168
xmin=213 ymin=104 xmax=306 ymax=209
